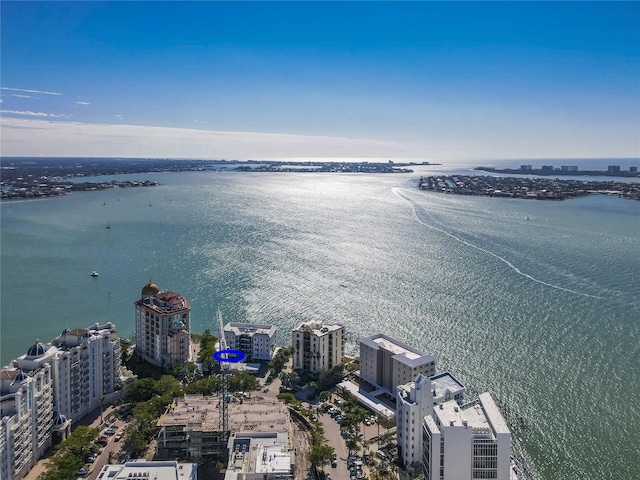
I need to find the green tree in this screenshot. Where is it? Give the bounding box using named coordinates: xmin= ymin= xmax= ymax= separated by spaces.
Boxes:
xmin=346 ymin=437 xmax=359 ymax=454
xmin=39 ymin=426 xmax=98 ymax=480
xmin=318 ymin=390 xmax=331 ymax=403
xmin=156 ymin=374 xmax=180 ymax=396
xmin=126 ymin=377 xmax=158 ymax=403
xmin=228 ymin=371 xmax=260 ymax=392
xmin=308 ymin=444 xmax=334 ymax=473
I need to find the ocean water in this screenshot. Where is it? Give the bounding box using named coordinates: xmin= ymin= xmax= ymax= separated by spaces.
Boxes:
xmin=1 ymin=167 xmax=639 ymax=479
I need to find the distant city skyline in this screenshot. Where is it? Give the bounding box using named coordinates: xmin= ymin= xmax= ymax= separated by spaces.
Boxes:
xmin=1 ymin=1 xmax=638 ymax=164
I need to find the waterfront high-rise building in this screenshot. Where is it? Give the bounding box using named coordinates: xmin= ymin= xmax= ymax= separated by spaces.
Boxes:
xmin=396 ymin=372 xmax=466 ymax=469
xmin=13 ymin=324 xmax=121 ymax=422
xmin=292 ymin=321 xmax=344 ymax=374
xmin=223 ymin=323 xmax=277 ymax=361
xmin=359 ymin=334 xmax=436 ymax=398
xmin=0 ymin=365 xmax=53 ymax=480
xmin=134 ymin=281 xmax=192 ymax=369
xmin=0 ymin=323 xmax=121 ymax=480
xmin=422 ymin=392 xmax=511 ymax=480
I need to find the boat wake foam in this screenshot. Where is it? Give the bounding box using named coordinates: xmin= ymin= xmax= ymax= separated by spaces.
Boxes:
xmin=393 ymin=188 xmax=604 ymax=300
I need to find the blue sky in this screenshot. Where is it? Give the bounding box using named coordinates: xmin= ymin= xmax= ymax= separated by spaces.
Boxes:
xmin=1 ymin=1 xmax=639 ymax=164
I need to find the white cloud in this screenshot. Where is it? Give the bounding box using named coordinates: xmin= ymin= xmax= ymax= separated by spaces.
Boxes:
xmin=0 ymin=86 xmax=62 ymax=96
xmin=1 ymin=110 xmax=68 ymax=118
xmin=75 ymin=101 xmax=90 ymax=105
xmin=1 ymin=117 xmax=636 ymax=164
xmin=0 ymin=118 xmax=420 ymax=161
xmin=12 ymin=94 xmax=33 ymax=98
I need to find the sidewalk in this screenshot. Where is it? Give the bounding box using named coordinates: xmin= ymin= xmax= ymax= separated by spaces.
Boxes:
xmin=23 ymin=404 xmax=118 ymax=480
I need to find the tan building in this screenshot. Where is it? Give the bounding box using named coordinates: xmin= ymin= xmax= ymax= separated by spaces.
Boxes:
xmin=292 ymin=321 xmax=344 ymax=374
xmin=359 ymin=334 xmax=436 ymax=398
xmin=134 ymin=281 xmax=192 ymax=369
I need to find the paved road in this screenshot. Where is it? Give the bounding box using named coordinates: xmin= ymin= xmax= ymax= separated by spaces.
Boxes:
xmin=23 ymin=404 xmax=123 ymax=480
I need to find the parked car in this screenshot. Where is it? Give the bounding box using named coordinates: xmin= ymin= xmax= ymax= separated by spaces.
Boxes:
xmin=104 ymin=426 xmax=117 ymax=436
xmin=114 ymin=433 xmax=123 ymax=442
xmin=76 ymin=467 xmax=89 ymax=477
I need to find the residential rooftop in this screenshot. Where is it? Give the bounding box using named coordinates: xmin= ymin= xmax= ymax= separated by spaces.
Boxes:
xmin=224 ymin=322 xmax=277 ymax=336
xmin=96 ymin=460 xmax=197 ymax=480
xmin=157 ymin=394 xmax=290 ymax=434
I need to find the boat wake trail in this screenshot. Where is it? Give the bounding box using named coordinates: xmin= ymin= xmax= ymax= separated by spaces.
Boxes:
xmin=393 ymin=188 xmax=604 ymax=299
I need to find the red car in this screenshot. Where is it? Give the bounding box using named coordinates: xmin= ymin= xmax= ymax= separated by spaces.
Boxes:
xmin=94 ymin=436 xmax=109 ymax=446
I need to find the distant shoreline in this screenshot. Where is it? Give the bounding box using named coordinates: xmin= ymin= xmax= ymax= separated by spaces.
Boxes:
xmin=475 ymin=166 xmax=639 ymax=178
xmin=419 ymin=175 xmax=640 ymax=201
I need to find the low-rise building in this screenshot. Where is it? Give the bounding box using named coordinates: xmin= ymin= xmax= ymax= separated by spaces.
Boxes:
xmin=97 ymin=460 xmax=197 ymax=480
xmin=224 ymin=323 xmax=277 ymax=361
xmin=224 ymin=432 xmax=293 ymax=480
xmin=292 ymin=321 xmax=344 ymax=374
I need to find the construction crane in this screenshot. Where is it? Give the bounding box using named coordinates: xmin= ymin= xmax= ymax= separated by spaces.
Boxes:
xmin=215 ymin=307 xmax=230 ymax=447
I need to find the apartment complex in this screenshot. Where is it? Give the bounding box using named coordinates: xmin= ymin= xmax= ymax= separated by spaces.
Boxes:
xmin=396 ymin=372 xmax=466 ymax=468
xmin=134 ymin=281 xmax=192 ymax=369
xmin=423 ymin=393 xmax=511 ymax=480
xmin=0 ymin=365 xmax=53 ymax=480
xmin=0 ymin=323 xmax=120 ymax=480
xmin=359 ymin=334 xmax=436 ymax=397
xmin=223 ymin=323 xmax=277 ymax=361
xmin=292 ymin=321 xmax=344 ymax=374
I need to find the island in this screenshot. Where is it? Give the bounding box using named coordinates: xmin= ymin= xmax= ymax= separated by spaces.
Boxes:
xmin=0 ymin=157 xmax=439 ymax=201
xmin=419 ymin=175 xmax=640 ymax=201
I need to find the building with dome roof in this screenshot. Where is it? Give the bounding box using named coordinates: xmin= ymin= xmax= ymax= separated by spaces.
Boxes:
xmin=135 ymin=281 xmax=192 ymax=369
xmin=1 ymin=323 xmax=121 ymax=480
xmin=0 ymin=364 xmax=53 ymax=480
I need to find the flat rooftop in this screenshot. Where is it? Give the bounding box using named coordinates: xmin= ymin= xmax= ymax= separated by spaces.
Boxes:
xmin=225 ymin=323 xmax=277 ymax=336
xmin=430 ymin=372 xmax=466 ymax=402
xmin=373 ymin=336 xmax=421 ymax=359
xmin=294 ymin=321 xmax=343 ymax=336
xmin=225 ymin=432 xmax=292 ymax=480
xmin=157 ymin=394 xmax=290 ymax=434
xmin=361 ymin=334 xmax=436 ymax=367
xmin=97 ymin=461 xmax=197 ymax=480
xmin=433 ymin=392 xmax=509 ymax=435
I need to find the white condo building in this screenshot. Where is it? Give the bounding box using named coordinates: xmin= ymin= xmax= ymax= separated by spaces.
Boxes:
xmin=224 ymin=323 xmax=277 ymax=361
xmin=292 ymin=322 xmax=344 ymax=374
xmin=359 ymin=334 xmax=436 ymax=398
xmin=396 ymin=372 xmax=466 ymax=468
xmin=0 ymin=323 xmax=121 ymax=480
xmin=0 ymin=365 xmax=53 ymax=480
xmin=423 ymin=393 xmax=511 ymax=480
xmin=135 ymin=281 xmax=192 ymax=369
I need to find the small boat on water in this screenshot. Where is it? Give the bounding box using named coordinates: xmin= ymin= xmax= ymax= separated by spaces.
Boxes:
xmin=91 ymin=271 xmax=99 ymax=277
